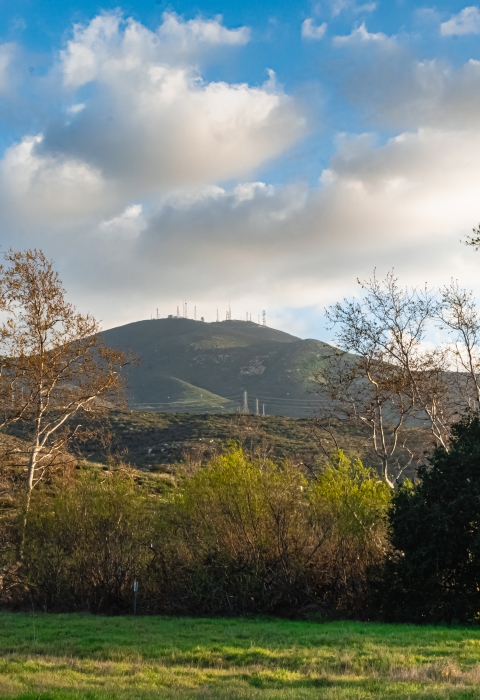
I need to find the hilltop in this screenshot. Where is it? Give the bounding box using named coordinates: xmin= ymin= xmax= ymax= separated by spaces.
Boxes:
xmin=101 ymin=318 xmax=335 ymax=417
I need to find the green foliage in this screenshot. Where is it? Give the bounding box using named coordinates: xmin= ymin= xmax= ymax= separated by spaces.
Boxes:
xmin=385 ymin=414 xmax=480 ymax=623
xmin=311 ymin=450 xmax=391 ymax=544
xmin=151 ymin=447 xmax=390 ymax=617
xmin=5 ymin=447 xmax=389 ymax=617
xmin=23 ymin=467 xmax=155 ymax=612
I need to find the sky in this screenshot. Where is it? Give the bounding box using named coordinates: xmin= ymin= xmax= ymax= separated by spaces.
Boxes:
xmin=1 ymin=0 xmax=480 ymax=339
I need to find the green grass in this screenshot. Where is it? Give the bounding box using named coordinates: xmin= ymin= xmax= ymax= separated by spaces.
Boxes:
xmin=1 ymin=615 xmax=480 ymax=699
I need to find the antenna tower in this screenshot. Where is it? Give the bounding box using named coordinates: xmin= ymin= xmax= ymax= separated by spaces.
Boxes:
xmin=255 ymin=398 xmax=259 ymax=416
xmin=243 ymin=390 xmax=249 ymax=414
xmin=262 ymin=403 xmax=265 ymax=416
xmin=177 ymin=305 xmax=179 ymax=317
xmin=156 ymin=308 xmax=158 ymax=319
xmin=194 ymin=306 xmax=197 ymax=321
xmin=262 ymin=310 xmax=266 ymax=327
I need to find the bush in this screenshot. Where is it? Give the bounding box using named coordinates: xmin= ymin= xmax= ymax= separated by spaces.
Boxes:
xmin=23 ymin=467 xmax=155 ymax=612
xmin=150 ymin=447 xmax=390 ymax=617
xmin=385 ymin=414 xmax=480 ymax=624
xmin=7 ymin=447 xmax=390 ymax=617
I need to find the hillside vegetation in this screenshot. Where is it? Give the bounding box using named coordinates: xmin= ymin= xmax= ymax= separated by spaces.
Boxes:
xmin=101 ymin=318 xmax=335 ymax=416
xmin=71 ymin=410 xmax=430 ymax=478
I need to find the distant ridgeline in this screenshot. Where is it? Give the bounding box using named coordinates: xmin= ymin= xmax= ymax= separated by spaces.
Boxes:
xmin=101 ymin=318 xmax=335 ymax=418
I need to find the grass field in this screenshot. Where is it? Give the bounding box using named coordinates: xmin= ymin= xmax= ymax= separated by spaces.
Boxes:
xmin=1 ymin=615 xmax=480 ymax=699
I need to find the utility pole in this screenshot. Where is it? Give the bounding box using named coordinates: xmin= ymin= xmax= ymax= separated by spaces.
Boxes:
xmin=243 ymin=390 xmax=249 ymax=414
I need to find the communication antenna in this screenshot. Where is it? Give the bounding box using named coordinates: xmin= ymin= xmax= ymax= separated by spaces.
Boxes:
xmin=194 ymin=306 xmax=197 ymax=321
xmin=216 ymin=306 xmax=219 ymax=322
xmin=228 ymin=303 xmax=231 ymax=321
xmin=156 ymin=308 xmax=158 ymax=319
xmin=255 ymin=398 xmax=259 ymax=416
xmin=177 ymin=305 xmax=180 ymax=317
xmin=184 ymin=301 xmax=188 ymax=319
xmin=262 ymin=310 xmax=266 ymax=327
xmin=249 ymin=313 xmax=252 ymax=322
xmin=262 ymin=403 xmax=265 ymax=416
xmin=243 ymin=390 xmax=249 ymax=414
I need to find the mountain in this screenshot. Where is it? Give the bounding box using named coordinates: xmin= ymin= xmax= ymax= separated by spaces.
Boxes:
xmin=101 ymin=318 xmax=336 ymax=417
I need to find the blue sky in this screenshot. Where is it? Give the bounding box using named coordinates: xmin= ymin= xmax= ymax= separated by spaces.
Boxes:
xmin=0 ymin=1 xmax=480 ymax=337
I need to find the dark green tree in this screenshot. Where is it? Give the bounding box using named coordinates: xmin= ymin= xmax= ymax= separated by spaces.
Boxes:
xmin=385 ymin=414 xmax=480 ymax=623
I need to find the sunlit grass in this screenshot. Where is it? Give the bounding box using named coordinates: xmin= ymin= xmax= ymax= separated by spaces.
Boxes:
xmin=1 ymin=613 xmax=480 ymax=698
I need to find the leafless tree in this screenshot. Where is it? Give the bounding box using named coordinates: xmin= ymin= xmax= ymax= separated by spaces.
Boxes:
xmin=465 ymin=222 xmax=480 ymax=250
xmin=439 ymin=280 xmax=480 ymax=411
xmin=0 ymin=249 xmax=136 ymax=523
xmin=314 ymin=271 xmax=448 ymax=486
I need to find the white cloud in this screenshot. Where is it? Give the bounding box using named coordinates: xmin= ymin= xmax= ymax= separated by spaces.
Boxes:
xmin=441 ymin=6 xmax=480 ymax=36
xmin=302 ymin=19 xmax=327 ymax=40
xmin=0 ymin=135 xmax=116 ymax=229
xmin=333 ymin=23 xmax=392 ymax=46
xmin=5 ymin=125 xmax=480 ymax=331
xmin=331 ymin=0 xmax=376 ymax=17
xmin=45 ymin=13 xmax=305 ymax=197
xmin=157 ymin=12 xmax=250 ymax=48
xmin=0 ymin=43 xmax=16 ymax=92
xmin=61 ymin=12 xmax=250 ymax=89
xmin=2 ymin=11 xmax=480 ymax=337
xmin=340 ymin=56 xmax=480 ymax=131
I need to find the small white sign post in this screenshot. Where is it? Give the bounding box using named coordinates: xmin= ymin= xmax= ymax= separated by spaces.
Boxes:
xmin=133 ymin=581 xmax=138 ymax=616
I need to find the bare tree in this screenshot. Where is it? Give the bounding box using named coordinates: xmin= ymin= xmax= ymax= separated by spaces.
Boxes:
xmin=0 ymin=249 xmax=135 ymax=521
xmin=315 ymin=271 xmax=447 ymax=486
xmin=439 ymin=280 xmax=480 ymax=411
xmin=465 ymin=222 xmax=480 ymax=250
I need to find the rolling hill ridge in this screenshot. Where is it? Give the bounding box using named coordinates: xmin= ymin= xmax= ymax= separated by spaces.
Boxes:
xmin=101 ymin=318 xmax=336 ymax=417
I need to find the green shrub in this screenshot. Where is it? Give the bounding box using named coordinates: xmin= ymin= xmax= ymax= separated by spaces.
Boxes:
xmin=150 ymin=447 xmax=390 ymax=617
xmin=23 ymin=467 xmax=155 ymax=612
xmin=385 ymin=414 xmax=480 ymax=624
xmin=13 ymin=447 xmax=390 ymax=618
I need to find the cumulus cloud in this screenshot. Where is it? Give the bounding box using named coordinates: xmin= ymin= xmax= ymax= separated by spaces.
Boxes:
xmin=329 ymin=0 xmax=376 ymax=16
xmin=61 ymin=12 xmax=250 ymax=88
xmin=441 ymin=6 xmax=480 ymax=36
xmin=333 ymin=23 xmax=392 ymax=46
xmin=37 ymin=13 xmax=304 ymax=197
xmin=302 ymin=19 xmax=327 ymax=40
xmin=6 ymin=123 xmax=480 ymax=330
xmin=0 ymin=135 xmax=116 ymax=230
xmin=338 ymin=54 xmax=480 ymax=132
xmin=1 ymin=10 xmax=480 ymax=335
xmin=157 ymin=12 xmax=250 ymax=48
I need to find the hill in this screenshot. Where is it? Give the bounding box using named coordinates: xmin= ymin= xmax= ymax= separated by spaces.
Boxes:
xmin=101 ymin=318 xmax=335 ymax=417
xmin=76 ymin=410 xmax=429 ymax=479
